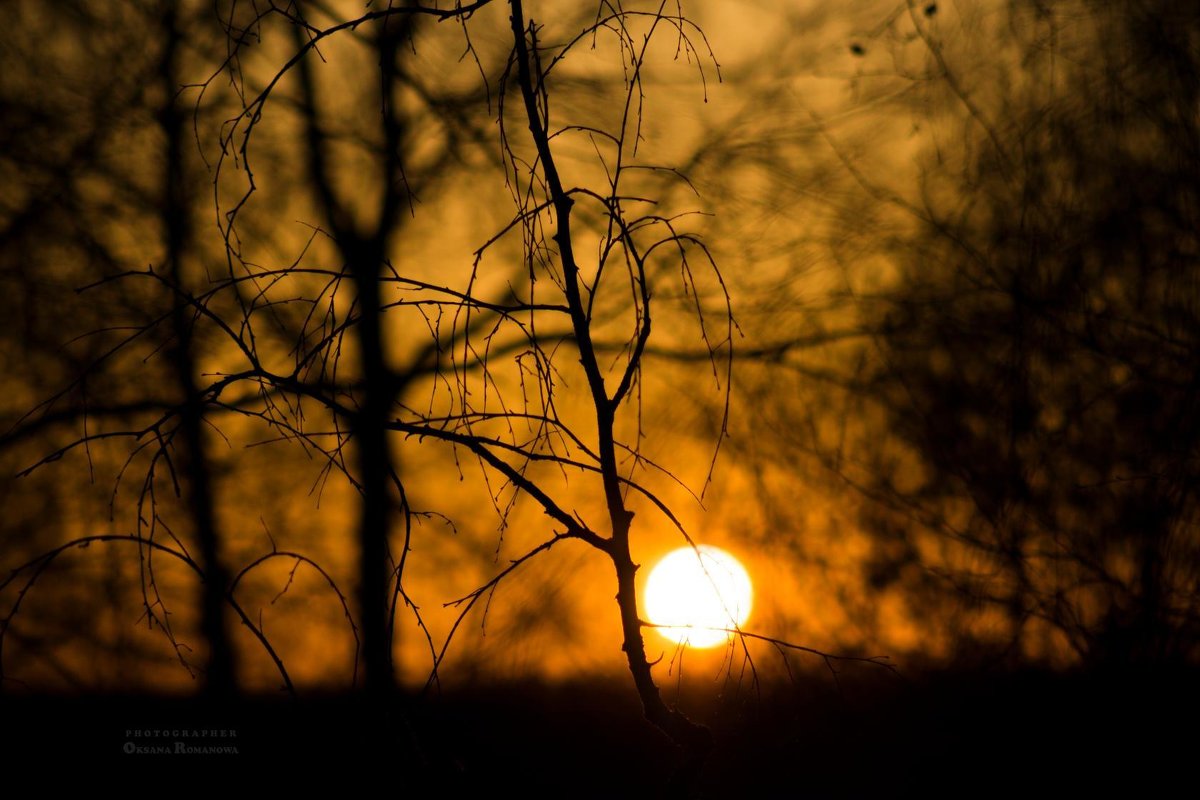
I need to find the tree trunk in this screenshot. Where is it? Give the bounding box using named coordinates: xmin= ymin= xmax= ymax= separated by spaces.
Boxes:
xmin=160 ymin=1 xmax=237 ymax=697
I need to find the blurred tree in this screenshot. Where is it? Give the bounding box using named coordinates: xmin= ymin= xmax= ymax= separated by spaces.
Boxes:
xmin=159 ymin=0 xmax=238 ymax=697
xmin=740 ymin=0 xmax=1200 ymax=667
xmin=0 ymin=1 xmax=246 ymax=691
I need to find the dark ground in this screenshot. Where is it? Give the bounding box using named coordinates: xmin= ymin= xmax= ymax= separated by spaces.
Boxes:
xmin=1 ymin=667 xmax=1194 ymax=794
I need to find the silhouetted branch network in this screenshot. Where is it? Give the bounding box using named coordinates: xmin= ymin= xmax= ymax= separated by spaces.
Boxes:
xmin=0 ymin=533 xmax=365 ymax=696
xmin=0 ymin=1 xmax=903 ymax=789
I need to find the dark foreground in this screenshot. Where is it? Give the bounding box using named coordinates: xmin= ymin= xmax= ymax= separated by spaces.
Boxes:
xmin=1 ymin=667 xmax=1194 ymax=795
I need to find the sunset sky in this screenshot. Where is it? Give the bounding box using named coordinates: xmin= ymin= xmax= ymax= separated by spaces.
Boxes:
xmin=2 ymin=5 xmax=1197 ymax=784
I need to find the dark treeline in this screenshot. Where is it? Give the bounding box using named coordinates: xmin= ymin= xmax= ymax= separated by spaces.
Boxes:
xmin=857 ymin=0 xmax=1200 ymax=667
xmin=707 ymin=0 xmax=1200 ymax=670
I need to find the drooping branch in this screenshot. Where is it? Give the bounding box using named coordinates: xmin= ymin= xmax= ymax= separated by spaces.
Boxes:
xmin=0 ymin=535 xmax=300 ymax=696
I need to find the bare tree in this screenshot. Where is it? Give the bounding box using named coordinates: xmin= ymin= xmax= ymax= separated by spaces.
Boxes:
xmin=196 ymin=0 xmax=730 ymax=775
xmin=3 ymin=1 xmax=896 ymax=787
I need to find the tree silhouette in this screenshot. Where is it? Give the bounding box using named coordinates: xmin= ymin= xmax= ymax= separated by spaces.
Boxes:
xmin=160 ymin=0 xmax=238 ymax=698
xmin=0 ymin=1 xmax=255 ymax=691
xmin=735 ymin=0 xmax=1200 ymax=667
xmin=1 ymin=2 xmax=910 ymax=788
xmin=0 ymin=0 xmax=719 ymax=779
xmin=198 ymin=0 xmax=730 ymax=774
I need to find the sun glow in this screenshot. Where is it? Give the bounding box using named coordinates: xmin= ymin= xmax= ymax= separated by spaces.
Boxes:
xmin=644 ymin=545 xmax=753 ymax=648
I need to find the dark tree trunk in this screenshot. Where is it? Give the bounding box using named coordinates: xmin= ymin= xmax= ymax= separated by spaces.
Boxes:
xmin=507 ymin=1 xmax=712 ymax=788
xmin=351 ymin=238 xmax=396 ymax=701
xmin=160 ymin=1 xmax=237 ymax=697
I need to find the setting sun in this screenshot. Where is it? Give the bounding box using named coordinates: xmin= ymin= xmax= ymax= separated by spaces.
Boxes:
xmin=644 ymin=545 xmax=753 ymax=648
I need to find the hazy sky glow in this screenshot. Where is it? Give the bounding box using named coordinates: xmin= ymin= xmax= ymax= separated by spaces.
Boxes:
xmin=1 ymin=0 xmax=1197 ymax=701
